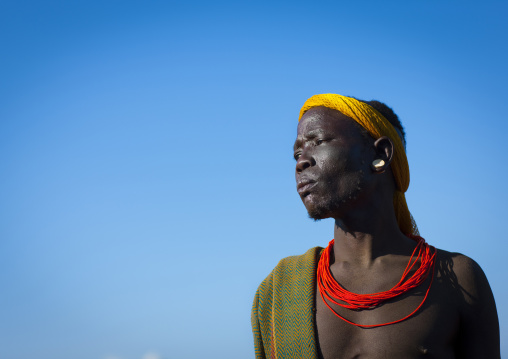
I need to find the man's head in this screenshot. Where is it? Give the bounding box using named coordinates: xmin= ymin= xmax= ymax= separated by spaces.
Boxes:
xmin=294 ymin=94 xmax=417 ymax=235
xmin=294 ymin=106 xmax=393 ymax=220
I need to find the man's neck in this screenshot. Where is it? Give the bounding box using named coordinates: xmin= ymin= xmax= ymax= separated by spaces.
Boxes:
xmin=331 ymin=207 xmax=415 ymax=267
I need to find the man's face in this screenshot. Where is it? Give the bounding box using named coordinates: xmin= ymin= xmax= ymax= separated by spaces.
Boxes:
xmin=293 ymin=107 xmax=374 ymax=220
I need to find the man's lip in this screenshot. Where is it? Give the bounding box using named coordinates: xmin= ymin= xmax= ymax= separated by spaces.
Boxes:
xmin=297 ymin=180 xmax=317 ymax=194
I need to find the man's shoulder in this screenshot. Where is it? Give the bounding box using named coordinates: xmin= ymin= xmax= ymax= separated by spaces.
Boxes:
xmin=435 ymin=248 xmax=492 ymax=307
xmin=434 ymin=250 xmax=499 ymax=356
xmin=254 ymin=246 xmax=323 ymax=296
xmin=274 ymin=246 xmax=324 ymax=271
xmin=436 ymin=249 xmax=484 ymax=280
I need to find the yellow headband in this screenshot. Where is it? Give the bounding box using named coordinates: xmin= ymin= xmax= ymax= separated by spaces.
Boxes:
xmin=299 ymin=94 xmax=418 ymax=235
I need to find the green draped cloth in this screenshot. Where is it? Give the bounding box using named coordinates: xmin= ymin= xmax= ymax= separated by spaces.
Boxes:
xmin=251 ymin=247 xmax=324 ymax=359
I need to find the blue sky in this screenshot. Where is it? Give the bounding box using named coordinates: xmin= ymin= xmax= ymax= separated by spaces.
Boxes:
xmin=1 ymin=1 xmax=507 ymax=358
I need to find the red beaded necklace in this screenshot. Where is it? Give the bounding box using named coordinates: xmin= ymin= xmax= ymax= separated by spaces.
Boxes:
xmin=317 ymin=235 xmax=437 ymax=328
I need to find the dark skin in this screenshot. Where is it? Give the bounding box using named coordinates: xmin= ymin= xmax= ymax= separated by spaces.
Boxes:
xmin=293 ymin=107 xmax=500 ymax=359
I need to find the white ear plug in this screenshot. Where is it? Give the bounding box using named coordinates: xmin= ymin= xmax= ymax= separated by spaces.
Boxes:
xmin=372 ymin=159 xmax=385 ymax=169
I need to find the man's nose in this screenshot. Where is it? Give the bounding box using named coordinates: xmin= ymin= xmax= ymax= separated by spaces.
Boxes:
xmin=296 ymin=152 xmax=314 ymax=173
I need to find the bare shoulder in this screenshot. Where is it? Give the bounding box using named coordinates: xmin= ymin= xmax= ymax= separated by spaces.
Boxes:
xmin=435 ymin=249 xmax=500 ymax=358
xmin=435 ymin=249 xmax=491 ymax=305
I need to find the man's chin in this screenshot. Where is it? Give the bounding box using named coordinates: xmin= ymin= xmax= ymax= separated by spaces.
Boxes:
xmin=303 ymin=196 xmax=340 ymax=221
xmin=305 ymin=205 xmax=332 ymax=221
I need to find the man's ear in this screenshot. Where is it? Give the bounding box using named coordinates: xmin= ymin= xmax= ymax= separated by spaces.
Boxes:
xmin=371 ymin=136 xmax=394 ymax=173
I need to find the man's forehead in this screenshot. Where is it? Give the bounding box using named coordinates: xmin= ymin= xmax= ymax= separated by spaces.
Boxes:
xmin=297 ymin=107 xmax=359 ymax=135
xmin=300 ymin=106 xmax=347 ymax=121
xmin=297 ymin=105 xmax=406 ymax=148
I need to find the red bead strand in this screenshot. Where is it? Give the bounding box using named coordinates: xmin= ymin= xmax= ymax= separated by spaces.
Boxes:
xmin=317 ymin=235 xmax=437 ymax=328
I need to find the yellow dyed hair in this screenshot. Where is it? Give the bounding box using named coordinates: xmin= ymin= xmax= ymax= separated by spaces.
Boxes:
xmin=298 ymin=94 xmax=418 ymax=236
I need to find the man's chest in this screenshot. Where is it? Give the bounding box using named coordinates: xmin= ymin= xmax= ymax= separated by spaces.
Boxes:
xmin=314 ymin=283 xmax=461 ymax=359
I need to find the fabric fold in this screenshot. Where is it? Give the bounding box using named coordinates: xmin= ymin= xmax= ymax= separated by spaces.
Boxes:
xmin=251 ymin=247 xmax=323 ymax=359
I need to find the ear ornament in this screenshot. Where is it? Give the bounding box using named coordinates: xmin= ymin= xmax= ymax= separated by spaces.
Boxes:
xmin=372 ymin=159 xmax=385 ymax=172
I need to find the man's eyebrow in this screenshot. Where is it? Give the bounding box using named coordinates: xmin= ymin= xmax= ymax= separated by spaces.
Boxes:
xmin=293 ymin=130 xmax=326 ymax=150
xmin=306 ymin=130 xmax=325 ymax=137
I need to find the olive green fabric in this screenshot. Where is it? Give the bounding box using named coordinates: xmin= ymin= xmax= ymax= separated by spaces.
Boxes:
xmin=251 ymin=247 xmax=323 ymax=359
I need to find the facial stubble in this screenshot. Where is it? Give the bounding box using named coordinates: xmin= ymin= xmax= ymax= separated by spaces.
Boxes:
xmin=305 ymin=170 xmax=366 ymax=221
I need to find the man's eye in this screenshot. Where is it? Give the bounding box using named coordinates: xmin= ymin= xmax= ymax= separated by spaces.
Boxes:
xmin=316 ymin=139 xmax=325 ymax=145
xmin=294 ymin=152 xmax=301 ymax=160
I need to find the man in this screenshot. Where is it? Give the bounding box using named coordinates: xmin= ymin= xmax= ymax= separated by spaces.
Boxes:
xmin=251 ymin=94 xmax=500 ymax=359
